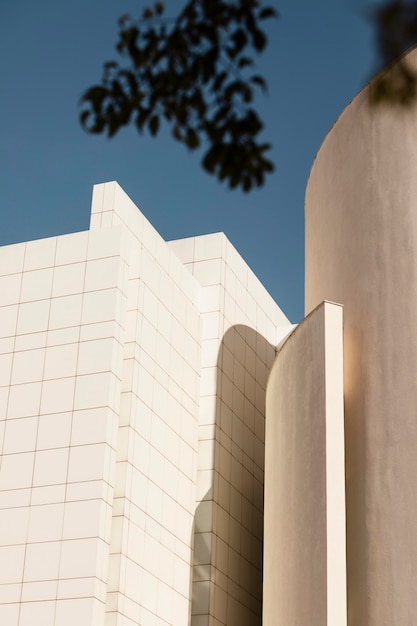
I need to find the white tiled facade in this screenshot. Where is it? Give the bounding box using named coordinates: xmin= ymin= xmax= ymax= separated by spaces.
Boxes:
xmin=0 ymin=182 xmax=292 ymax=626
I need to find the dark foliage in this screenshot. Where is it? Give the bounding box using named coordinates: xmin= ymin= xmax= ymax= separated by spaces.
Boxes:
xmin=371 ymin=0 xmax=417 ymax=104
xmin=80 ymin=0 xmax=277 ymax=192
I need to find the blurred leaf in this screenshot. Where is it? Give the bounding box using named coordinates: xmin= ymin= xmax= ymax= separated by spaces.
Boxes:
xmin=149 ymin=114 xmax=160 ymax=135
xmin=186 ymin=127 xmax=200 ymax=149
xmin=238 ymin=56 xmax=253 ymax=69
xmin=250 ymin=75 xmax=267 ymax=91
xmin=155 ymin=3 xmax=164 ymax=16
xmin=252 ymin=28 xmax=266 ymax=51
xmin=172 ymin=125 xmax=182 ymax=141
xmin=371 ymin=0 xmax=417 ymax=105
xmin=80 ymin=0 xmax=276 ymax=191
xmin=136 ymin=107 xmax=151 ymax=131
xmin=259 ymin=7 xmax=278 ymax=20
xmin=79 ymin=109 xmax=91 ymax=129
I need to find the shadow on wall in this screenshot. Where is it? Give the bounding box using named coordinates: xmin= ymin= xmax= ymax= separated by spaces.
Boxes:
xmin=191 ymin=325 xmax=277 ymax=626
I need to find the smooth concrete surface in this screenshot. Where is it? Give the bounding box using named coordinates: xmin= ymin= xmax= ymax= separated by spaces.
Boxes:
xmin=305 ymin=47 xmax=417 ymax=625
xmin=263 ymin=301 xmax=346 ymax=626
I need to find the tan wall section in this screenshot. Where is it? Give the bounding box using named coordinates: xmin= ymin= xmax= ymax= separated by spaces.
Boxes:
xmin=263 ymin=302 xmax=346 ymax=626
xmin=305 ymin=47 xmax=417 ymax=626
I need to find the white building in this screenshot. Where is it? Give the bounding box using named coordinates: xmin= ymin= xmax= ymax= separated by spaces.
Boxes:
xmin=0 ymin=181 xmax=292 ymax=626
xmin=3 ymin=47 xmax=417 ymax=626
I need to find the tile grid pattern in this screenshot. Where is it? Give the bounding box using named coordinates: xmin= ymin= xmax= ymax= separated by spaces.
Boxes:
xmin=168 ymin=233 xmax=289 ymax=626
xmin=91 ymin=184 xmax=202 ymax=626
xmin=0 ymin=182 xmax=291 ymax=626
xmin=0 ymin=224 xmax=129 ymax=626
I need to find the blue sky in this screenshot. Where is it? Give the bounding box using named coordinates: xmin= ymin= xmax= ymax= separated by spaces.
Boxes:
xmin=0 ymin=0 xmax=378 ymax=322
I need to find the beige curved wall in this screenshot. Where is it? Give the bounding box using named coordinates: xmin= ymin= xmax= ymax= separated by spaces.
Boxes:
xmin=263 ymin=301 xmax=346 ymax=626
xmin=305 ymin=47 xmax=417 ymax=625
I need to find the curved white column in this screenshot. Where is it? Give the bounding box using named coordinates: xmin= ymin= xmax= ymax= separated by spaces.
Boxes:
xmin=263 ymin=301 xmax=346 ymax=626
xmin=305 ymin=47 xmax=417 ymax=625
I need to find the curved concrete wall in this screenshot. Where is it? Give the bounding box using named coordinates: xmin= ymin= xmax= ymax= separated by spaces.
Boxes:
xmin=263 ymin=302 xmax=346 ymax=626
xmin=305 ymin=47 xmax=417 ymax=625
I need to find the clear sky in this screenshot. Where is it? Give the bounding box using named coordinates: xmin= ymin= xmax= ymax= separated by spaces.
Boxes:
xmin=0 ymin=0 xmax=378 ymax=322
